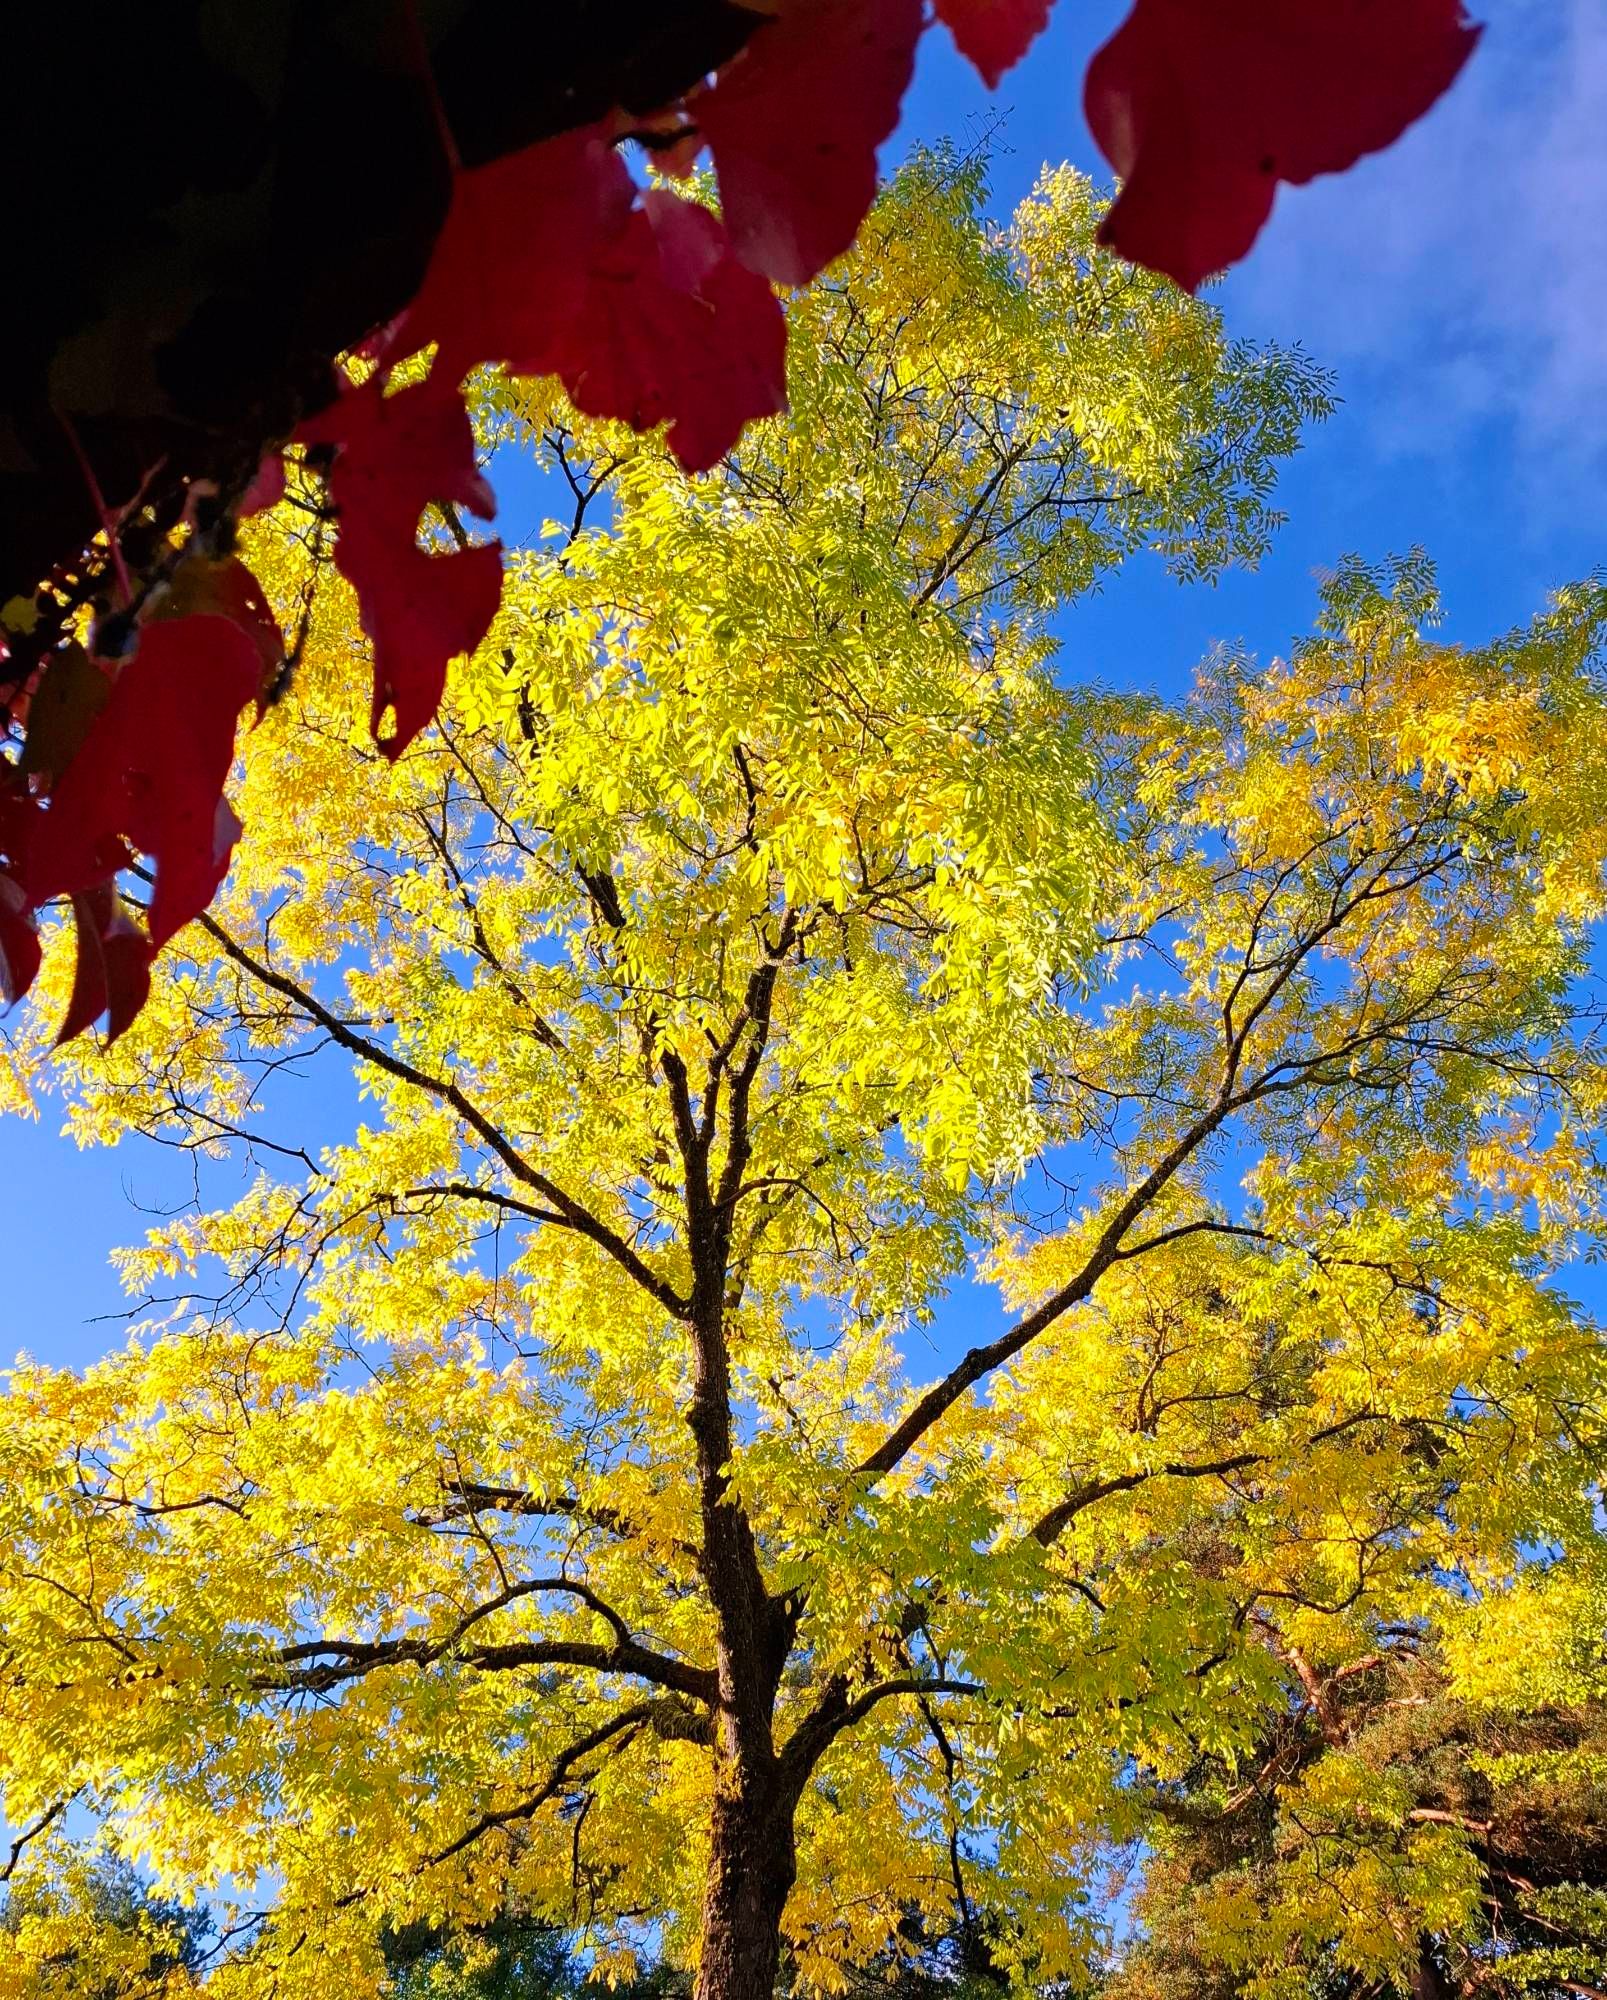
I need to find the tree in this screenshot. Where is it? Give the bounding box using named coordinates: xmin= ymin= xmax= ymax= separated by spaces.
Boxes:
xmin=1106 ymin=1607 xmax=1607 ymax=1999
xmin=0 ymin=1849 xmax=210 ymax=1998
xmin=0 ymin=0 xmax=1481 ymax=1045
xmin=382 ymin=1911 xmax=584 ymax=2000
xmin=5 ymin=156 xmax=1604 ymax=2000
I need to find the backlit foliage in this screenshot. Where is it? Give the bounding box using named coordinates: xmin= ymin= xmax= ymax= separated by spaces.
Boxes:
xmin=3 ymin=157 xmax=1604 ymax=2000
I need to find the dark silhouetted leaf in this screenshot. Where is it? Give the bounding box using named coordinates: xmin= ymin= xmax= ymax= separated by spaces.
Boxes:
xmin=0 ymin=876 xmax=40 ymax=1009
xmin=18 ymin=644 xmax=113 ymax=782
xmin=57 ymin=884 xmax=153 ymax=1045
xmin=935 ymin=0 xmax=1056 ymax=89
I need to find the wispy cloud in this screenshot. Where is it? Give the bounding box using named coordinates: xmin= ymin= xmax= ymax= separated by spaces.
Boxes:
xmin=1228 ymin=0 xmax=1607 ymax=488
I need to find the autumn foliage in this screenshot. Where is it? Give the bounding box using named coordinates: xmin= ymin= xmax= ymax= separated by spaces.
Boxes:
xmin=0 ymin=0 xmax=1480 ymax=1044
xmin=3 ymin=147 xmax=1603 ymax=1987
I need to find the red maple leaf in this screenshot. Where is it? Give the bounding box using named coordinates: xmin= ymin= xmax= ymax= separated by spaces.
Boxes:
xmin=399 ymin=128 xmax=785 ymax=475
xmin=0 ymin=874 xmax=40 ymax=1009
xmin=1086 ymin=0 xmax=1482 ymax=291
xmin=160 ymin=553 xmax=285 ymax=707
xmin=57 ymin=884 xmax=152 ymax=1045
xmin=27 ymin=613 xmax=261 ymax=949
xmin=935 ymin=0 xmax=1056 ymax=90
xmin=395 ymin=127 xmax=637 ymax=384
xmin=298 ymin=373 xmax=504 ymax=758
xmin=696 ymin=0 xmax=924 ymax=288
xmin=238 ymin=450 xmax=287 ymax=519
xmin=554 ymin=190 xmax=787 ymax=474
xmin=362 ymin=539 xmax=506 ymax=757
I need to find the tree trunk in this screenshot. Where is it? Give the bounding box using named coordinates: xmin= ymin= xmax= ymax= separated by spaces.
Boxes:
xmin=1411 ymin=1941 xmax=1450 ymax=2000
xmin=695 ymin=1787 xmax=797 ymax=2000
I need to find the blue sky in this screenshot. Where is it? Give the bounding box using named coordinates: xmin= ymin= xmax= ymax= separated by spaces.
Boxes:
xmin=3 ymin=0 xmax=1604 ymax=1373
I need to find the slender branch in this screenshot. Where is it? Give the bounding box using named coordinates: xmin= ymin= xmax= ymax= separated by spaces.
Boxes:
xmin=409 ymin=1482 xmax=638 ymax=1545
xmin=260 ymin=1577 xmax=716 ymax=1703
xmin=403 ymin=1182 xmax=568 ymax=1228
xmin=855 ymin=1091 xmax=1236 ymax=1482
xmin=1111 ymin=1218 xmax=1273 ymax=1264
xmin=2 ymin=1796 xmax=73 ymax=1882
xmin=420 ymin=1704 xmax=658 ymax=1873
xmin=1031 ymin=1451 xmax=1265 ymax=1546
xmin=194 ymin=912 xmax=689 ymax=1320
xmin=1406 ymin=1808 xmax=1494 ymax=1834
xmin=779 ymin=1675 xmax=979 ymax=1796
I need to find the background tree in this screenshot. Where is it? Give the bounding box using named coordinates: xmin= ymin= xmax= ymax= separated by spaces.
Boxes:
xmin=1107 ymin=1597 xmax=1607 ymax=2000
xmin=0 ymin=1850 xmax=210 ymax=1999
xmin=1101 ymin=1396 xmax=1607 ymax=2000
xmin=382 ymin=1911 xmax=589 ymax=2000
xmin=2 ymin=159 xmax=1603 ymax=2000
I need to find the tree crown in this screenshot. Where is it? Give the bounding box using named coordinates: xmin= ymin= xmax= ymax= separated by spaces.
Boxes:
xmin=2 ymin=156 xmax=1603 ymax=2000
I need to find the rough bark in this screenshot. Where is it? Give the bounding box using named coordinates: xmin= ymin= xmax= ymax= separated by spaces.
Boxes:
xmin=666 ymin=947 xmax=800 ymax=1999
xmin=696 ymin=1787 xmax=798 ymax=2000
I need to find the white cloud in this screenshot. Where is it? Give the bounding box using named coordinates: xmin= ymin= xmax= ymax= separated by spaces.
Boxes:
xmin=1228 ymin=0 xmax=1607 ymax=488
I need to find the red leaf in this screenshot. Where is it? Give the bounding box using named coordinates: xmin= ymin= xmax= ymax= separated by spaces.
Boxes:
xmin=935 ymin=0 xmax=1056 ymax=89
xmin=363 ymin=540 xmax=505 ymax=756
xmin=299 ymin=375 xmax=503 ymax=759
xmin=238 ymin=450 xmax=287 ymax=519
xmin=697 ymin=0 xmax=923 ymax=288
xmin=399 ymin=132 xmax=781 ymax=475
xmin=57 ymin=884 xmax=152 ymax=1046
xmin=554 ymin=191 xmax=787 ymax=474
xmin=28 ymin=614 xmax=260 ymax=949
xmin=1085 ymin=0 xmax=1482 ymax=292
xmin=384 ymin=90 xmax=831 ymax=484
xmin=302 ymin=373 xmax=496 ymax=549
xmin=161 ymin=554 xmax=284 ymax=707
xmin=0 ymin=874 xmax=40 ymax=1009
xmin=396 ymin=128 xmax=636 ymax=382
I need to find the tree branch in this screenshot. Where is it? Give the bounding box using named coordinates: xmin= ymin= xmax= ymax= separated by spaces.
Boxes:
xmin=856 ymin=831 xmax=1480 ymax=1486
xmin=1 ymin=1796 xmax=73 ymax=1882
xmin=260 ymin=1577 xmax=716 ymax=1703
xmin=1031 ymin=1451 xmax=1266 ymax=1546
xmin=195 ymin=912 xmax=689 ymax=1320
xmin=854 ymin=1092 xmax=1236 ymax=1483
xmin=779 ymin=1675 xmax=980 ymax=1797
xmin=420 ymin=1702 xmax=665 ymax=1874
